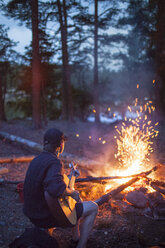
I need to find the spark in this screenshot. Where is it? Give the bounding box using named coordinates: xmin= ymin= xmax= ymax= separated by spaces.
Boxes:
xmin=114 ymin=100 xmax=159 ymax=176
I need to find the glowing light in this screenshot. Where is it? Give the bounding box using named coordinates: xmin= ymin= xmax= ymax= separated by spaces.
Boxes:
xmin=76 ymin=134 xmax=79 ymax=137
xmin=93 ymin=109 xmax=96 ymax=113
xmin=89 ymin=136 xmax=92 ymax=139
xmin=99 ymin=137 xmax=102 ymax=141
xmin=113 ymin=100 xmax=159 ymax=178
xmin=108 ymin=107 xmax=111 ymax=111
xmin=137 ymin=84 xmax=139 ymax=88
xmin=102 ymin=140 xmax=106 ymax=144
xmin=153 ymin=80 xmax=155 ymax=84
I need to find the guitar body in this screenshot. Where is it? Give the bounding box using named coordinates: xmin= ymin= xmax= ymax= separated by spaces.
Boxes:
xmin=44 ymin=174 xmax=77 ymax=227
xmin=58 ymin=174 xmax=77 ymax=225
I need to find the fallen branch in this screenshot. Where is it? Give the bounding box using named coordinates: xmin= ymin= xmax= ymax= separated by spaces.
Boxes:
xmin=0 ymin=156 xmax=35 ymax=164
xmin=0 ymin=131 xmax=42 ymax=152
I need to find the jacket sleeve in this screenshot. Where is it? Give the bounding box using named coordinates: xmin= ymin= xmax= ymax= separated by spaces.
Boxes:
xmin=43 ymin=160 xmax=66 ymax=198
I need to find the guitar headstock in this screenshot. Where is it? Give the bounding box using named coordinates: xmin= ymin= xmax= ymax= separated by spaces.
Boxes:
xmin=69 ymin=162 xmax=80 ymax=177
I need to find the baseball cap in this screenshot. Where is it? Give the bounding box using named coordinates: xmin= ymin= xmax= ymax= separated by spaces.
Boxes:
xmin=44 ymin=128 xmax=67 ymax=146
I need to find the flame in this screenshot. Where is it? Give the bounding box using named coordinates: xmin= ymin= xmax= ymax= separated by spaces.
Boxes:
xmin=105 ymin=99 xmax=159 ymax=192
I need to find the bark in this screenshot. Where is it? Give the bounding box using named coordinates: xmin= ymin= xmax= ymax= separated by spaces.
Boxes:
xmin=41 ymin=79 xmax=47 ymax=126
xmin=57 ymin=0 xmax=73 ymax=121
xmin=0 ymin=74 xmax=6 ymax=121
xmin=31 ymin=0 xmax=42 ymax=128
xmin=93 ymin=0 xmax=100 ymax=123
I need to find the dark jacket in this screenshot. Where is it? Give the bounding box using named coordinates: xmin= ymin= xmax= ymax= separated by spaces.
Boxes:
xmin=23 ymin=151 xmax=66 ymax=221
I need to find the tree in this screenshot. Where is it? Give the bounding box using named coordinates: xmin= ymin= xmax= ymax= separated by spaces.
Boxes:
xmin=116 ymin=0 xmax=165 ymax=121
xmin=31 ymin=0 xmax=42 ymax=128
xmin=3 ymin=0 xmax=52 ymax=128
xmin=0 ymin=24 xmax=16 ymax=121
xmin=56 ymin=0 xmax=73 ymax=121
xmin=93 ymin=0 xmax=99 ymax=122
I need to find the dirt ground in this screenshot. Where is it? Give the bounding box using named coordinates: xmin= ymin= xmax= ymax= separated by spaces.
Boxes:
xmin=0 ymin=120 xmax=165 ymax=248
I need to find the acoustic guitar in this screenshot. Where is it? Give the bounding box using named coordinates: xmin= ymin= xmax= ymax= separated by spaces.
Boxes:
xmin=44 ymin=163 xmax=80 ymax=227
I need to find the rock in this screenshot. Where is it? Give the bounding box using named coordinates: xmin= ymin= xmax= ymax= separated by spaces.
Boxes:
xmin=125 ymin=190 xmax=148 ymax=208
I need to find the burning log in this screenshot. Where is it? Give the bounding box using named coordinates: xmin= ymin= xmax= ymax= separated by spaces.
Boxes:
xmin=146 ymin=177 xmax=165 ymax=188
xmin=150 ymin=182 xmax=165 ymax=196
xmin=95 ymin=164 xmax=161 ymax=206
xmin=76 ymin=164 xmax=162 ymax=183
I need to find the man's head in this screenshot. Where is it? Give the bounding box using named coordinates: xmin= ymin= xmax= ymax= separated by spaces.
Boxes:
xmin=43 ymin=128 xmax=67 ymax=155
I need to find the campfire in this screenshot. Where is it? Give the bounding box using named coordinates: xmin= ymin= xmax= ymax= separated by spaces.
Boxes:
xmin=76 ymin=99 xmax=165 ymax=220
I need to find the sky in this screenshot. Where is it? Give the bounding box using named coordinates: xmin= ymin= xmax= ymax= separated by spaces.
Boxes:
xmin=0 ymin=12 xmax=31 ymax=54
xmin=0 ymin=1 xmax=127 ymax=70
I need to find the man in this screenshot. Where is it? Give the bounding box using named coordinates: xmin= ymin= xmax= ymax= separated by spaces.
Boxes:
xmin=23 ymin=128 xmax=98 ymax=248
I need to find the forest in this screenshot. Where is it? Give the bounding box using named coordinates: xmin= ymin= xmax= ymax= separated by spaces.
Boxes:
xmin=0 ymin=1 xmax=165 ymax=247
xmin=0 ymin=0 xmax=164 ymax=128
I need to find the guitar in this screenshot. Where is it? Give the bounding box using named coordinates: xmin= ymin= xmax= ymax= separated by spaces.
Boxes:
xmin=44 ymin=163 xmax=80 ymax=227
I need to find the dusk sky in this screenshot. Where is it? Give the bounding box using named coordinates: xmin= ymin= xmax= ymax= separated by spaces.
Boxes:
xmin=0 ymin=10 xmax=31 ymax=54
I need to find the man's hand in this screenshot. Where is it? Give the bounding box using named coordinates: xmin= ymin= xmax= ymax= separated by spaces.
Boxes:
xmin=70 ymin=190 xmax=82 ymax=202
xmin=62 ymin=188 xmax=82 ymax=202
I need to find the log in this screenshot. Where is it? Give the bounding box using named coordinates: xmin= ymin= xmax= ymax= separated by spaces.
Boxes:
xmin=0 ymin=156 xmax=35 ymax=164
xmin=76 ymin=164 xmax=162 ymax=183
xmin=0 ymin=167 xmax=9 ymax=175
xmin=0 ymin=131 xmax=42 ymax=152
xmin=150 ymin=183 xmax=165 ymax=196
xmin=146 ymin=177 xmax=165 ymax=188
xmin=0 ymin=131 xmax=107 ymax=170
xmin=95 ymin=164 xmax=161 ymax=206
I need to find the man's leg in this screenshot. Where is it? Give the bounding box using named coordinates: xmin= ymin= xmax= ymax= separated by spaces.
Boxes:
xmin=72 ymin=220 xmax=80 ymax=241
xmin=76 ymin=201 xmax=98 ymax=248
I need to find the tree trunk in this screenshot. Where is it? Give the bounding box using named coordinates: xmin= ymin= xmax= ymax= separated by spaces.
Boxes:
xmin=0 ymin=74 xmax=6 ymax=121
xmin=154 ymin=0 xmax=165 ymax=123
xmin=94 ymin=0 xmax=100 ymax=123
xmin=31 ymin=0 xmax=42 ymax=128
xmin=57 ymin=0 xmax=73 ymax=121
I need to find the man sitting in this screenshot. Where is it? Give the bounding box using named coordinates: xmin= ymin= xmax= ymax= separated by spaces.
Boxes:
xmin=23 ymin=128 xmax=98 ymax=248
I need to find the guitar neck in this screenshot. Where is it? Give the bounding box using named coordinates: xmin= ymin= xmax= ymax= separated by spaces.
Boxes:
xmin=68 ymin=172 xmax=76 ymax=190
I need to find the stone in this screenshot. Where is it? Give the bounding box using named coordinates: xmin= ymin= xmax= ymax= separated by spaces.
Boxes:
xmin=125 ymin=190 xmax=148 ymax=208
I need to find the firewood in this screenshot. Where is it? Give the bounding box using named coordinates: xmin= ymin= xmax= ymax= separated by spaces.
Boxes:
xmin=150 ymin=182 xmax=165 ymax=196
xmin=76 ymin=164 xmax=162 ymax=183
xmin=95 ymin=164 xmax=161 ymax=206
xmin=146 ymin=177 xmax=165 ymax=188
xmin=0 ymin=167 xmax=9 ymax=175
